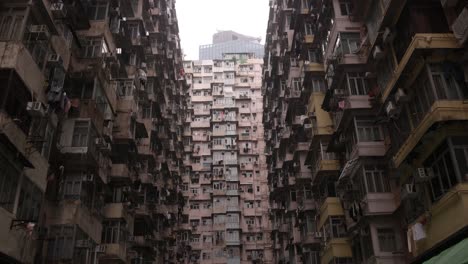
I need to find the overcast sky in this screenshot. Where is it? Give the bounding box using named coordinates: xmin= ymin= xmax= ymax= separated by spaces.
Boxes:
xmin=175 ymin=0 xmax=270 ymax=60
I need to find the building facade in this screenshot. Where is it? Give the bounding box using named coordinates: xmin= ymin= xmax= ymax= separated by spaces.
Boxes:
xmin=180 ymin=53 xmax=273 ymax=263
xmin=0 ymin=0 xmax=187 ymax=263
xmin=199 ymin=31 xmax=265 ymax=60
xmin=263 ymin=0 xmax=468 ymax=264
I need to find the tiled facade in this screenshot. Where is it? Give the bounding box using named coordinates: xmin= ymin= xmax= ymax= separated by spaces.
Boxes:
xmin=181 ymin=54 xmax=273 ymax=263
xmin=262 ymin=0 xmax=468 ymax=264
xmin=0 ymin=0 xmax=186 ymax=263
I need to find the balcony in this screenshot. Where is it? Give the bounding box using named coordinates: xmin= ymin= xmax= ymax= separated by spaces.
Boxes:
xmin=301 ymin=232 xmax=320 ymax=245
xmin=192 ymin=83 xmax=211 ymax=90
xmin=304 ymin=62 xmax=325 ymax=73
xmin=111 ymin=164 xmax=130 ymax=179
xmin=350 ymin=141 xmax=387 ymax=158
xmin=321 ymin=238 xmax=353 ymax=264
xmin=0 ymin=42 xmax=46 ymax=101
xmin=101 ymin=243 xmax=127 ymax=263
xmin=193 ymin=108 xmax=211 ymax=115
xmin=226 ymin=189 xmax=239 ymax=196
xmin=393 ymin=100 xmax=468 ymax=167
xmin=227 ymin=205 xmax=241 ymax=212
xmin=191 ymin=120 xmax=210 ymax=128
xmin=103 ymin=203 xmax=129 ymax=219
xmin=191 ymin=95 xmax=213 ymax=102
xmin=225 ymin=238 xmax=241 ymax=246
xmin=362 ymin=193 xmax=397 ymax=215
xmin=407 ymin=183 xmax=468 ymax=258
xmin=318 ymin=198 xmax=345 ymax=229
xmin=380 ymin=34 xmax=460 ymax=103
xmin=226 ymin=221 xmax=240 ymax=229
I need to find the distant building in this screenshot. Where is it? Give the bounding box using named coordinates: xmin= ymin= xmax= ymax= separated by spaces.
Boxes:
xmin=199 ymin=30 xmax=264 ymax=60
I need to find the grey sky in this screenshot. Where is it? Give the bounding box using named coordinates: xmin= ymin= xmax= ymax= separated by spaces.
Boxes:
xmin=175 ymin=0 xmax=270 ymax=60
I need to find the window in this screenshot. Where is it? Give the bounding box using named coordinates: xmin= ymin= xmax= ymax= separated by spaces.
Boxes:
xmin=102 ymin=220 xmax=126 ymax=244
xmin=362 ymin=166 xmax=390 ymax=193
xmin=118 ymin=80 xmax=134 ymax=97
xmin=292 ymin=78 xmax=302 ymax=91
xmin=430 ymin=64 xmax=466 ymax=100
xmin=377 ymin=228 xmax=397 ymax=252
xmin=0 ymin=155 xmax=20 ymax=212
xmin=87 ymin=2 xmax=109 ymax=20
xmin=16 ymin=177 xmax=42 ymax=221
xmin=324 ymin=216 xmax=347 ymax=240
xmin=190 ymin=203 xmax=199 ymax=209
xmin=336 ymin=33 xmax=360 ymax=55
xmin=63 ymin=173 xmax=84 ymax=200
xmin=0 ymin=7 xmax=26 ymax=40
xmin=72 ymin=121 xmax=90 ymax=147
xmin=425 ymin=138 xmax=463 ymax=201
xmin=305 ymin=22 xmax=313 ymax=35
xmin=82 ymin=37 xmax=108 ymax=58
xmin=346 ymin=73 xmax=367 ymax=95
xmin=311 ymin=77 xmax=326 ymax=92
xmin=339 ymin=0 xmax=354 ymax=16
xmin=42 ymin=123 xmax=55 ymax=159
xmin=47 ymin=225 xmax=75 ymax=260
xmin=355 ymin=119 xmax=383 ymax=142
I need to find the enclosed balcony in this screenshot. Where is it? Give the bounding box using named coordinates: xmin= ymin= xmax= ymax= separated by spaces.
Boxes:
xmin=388 ymin=62 xmax=468 ymax=167
xmin=407 ymin=183 xmax=468 ymax=258
xmin=378 ymin=1 xmax=460 ymax=103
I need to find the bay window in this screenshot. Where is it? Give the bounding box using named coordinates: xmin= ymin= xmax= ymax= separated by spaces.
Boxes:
xmin=82 ymin=37 xmax=108 ymax=58
xmin=361 ymin=165 xmax=390 ymax=194
xmin=0 ymin=6 xmax=27 ymax=41
xmin=424 ymin=137 xmax=468 ymax=202
xmin=102 ymin=220 xmax=127 ymax=244
xmin=355 ymin=118 xmax=383 ymax=142
xmin=346 ymin=72 xmax=367 ymax=95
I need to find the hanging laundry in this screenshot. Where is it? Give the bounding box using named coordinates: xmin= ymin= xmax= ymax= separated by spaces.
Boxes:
xmin=412 ymin=222 xmax=427 ymax=241
xmin=338 ymin=100 xmax=346 ymax=110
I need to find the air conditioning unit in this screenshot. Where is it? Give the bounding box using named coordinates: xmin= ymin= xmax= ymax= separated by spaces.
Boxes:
xmin=416 ymin=167 xmax=435 ymax=182
xmin=95 ymin=138 xmax=106 ymax=148
xmin=95 ymin=244 xmax=107 ymax=253
xmin=28 ymin=25 xmax=50 ymax=39
xmin=82 ymin=174 xmax=94 ymax=182
xmin=248 ymin=224 xmax=253 ymax=229
xmin=382 ymin=27 xmax=395 ymax=43
xmin=304 ymin=123 xmax=312 ymax=129
xmin=373 ymin=45 xmax=385 ymax=60
xmin=26 ymin=101 xmax=48 ymax=117
xmin=394 ymin=88 xmax=409 ymax=103
xmin=51 ymin=2 xmax=67 ymax=18
xmin=75 ymin=239 xmax=92 ymax=248
xmin=48 ymin=54 xmax=62 ymax=65
xmin=385 ymin=101 xmax=400 ymax=119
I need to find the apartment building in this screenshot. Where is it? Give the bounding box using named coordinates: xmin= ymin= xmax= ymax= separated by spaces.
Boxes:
xmin=0 ymin=0 xmax=187 ymax=263
xmin=263 ymin=0 xmax=468 ymax=264
xmin=199 ymin=31 xmax=265 ymax=60
xmin=181 ymin=53 xmax=273 ymax=263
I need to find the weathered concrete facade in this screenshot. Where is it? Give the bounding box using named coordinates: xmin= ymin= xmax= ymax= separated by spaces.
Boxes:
xmin=263 ymin=0 xmax=468 ymax=264
xmin=0 ymin=0 xmax=187 ymax=263
xmin=180 ymin=54 xmax=273 ymax=263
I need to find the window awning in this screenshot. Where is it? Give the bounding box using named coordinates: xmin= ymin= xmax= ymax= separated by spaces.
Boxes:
xmin=423 ymin=238 xmax=468 ymax=264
